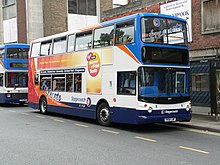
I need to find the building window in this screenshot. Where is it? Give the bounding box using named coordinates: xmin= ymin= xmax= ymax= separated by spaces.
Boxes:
xmin=3 ymin=4 xmax=16 ymax=20
xmin=202 ymin=0 xmax=220 ymax=34
xmin=3 ymin=0 xmax=15 ymax=6
xmin=68 ymin=0 xmax=96 ymax=16
xmin=191 ymin=73 xmax=209 ymax=92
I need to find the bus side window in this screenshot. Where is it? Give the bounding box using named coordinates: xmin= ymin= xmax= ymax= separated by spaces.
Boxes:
xmin=94 ymin=25 xmax=114 ymax=48
xmin=66 ymin=74 xmax=73 ymax=92
xmin=75 ymin=31 xmax=92 ymax=51
xmin=31 ymin=42 xmax=40 ymax=57
xmin=52 ymin=74 xmax=65 ymax=92
xmin=53 ymin=36 xmax=67 ymax=54
xmin=40 ymin=40 xmax=52 ymax=56
xmin=115 ymin=20 xmax=134 ymax=45
xmin=117 ymin=71 xmax=136 ymax=95
xmin=34 ymin=74 xmax=39 ymax=86
xmin=74 ymin=74 xmax=82 ymax=93
xmin=40 ymin=75 xmax=51 ymax=91
xmin=67 ymin=34 xmax=75 ymax=52
xmin=0 ymin=48 xmax=4 ymax=59
xmin=0 ymin=73 xmax=3 ymax=86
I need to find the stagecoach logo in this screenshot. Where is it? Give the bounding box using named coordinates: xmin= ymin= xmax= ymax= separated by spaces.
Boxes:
xmin=71 ymin=97 xmax=91 ymax=107
xmin=87 ymin=52 xmax=101 ymax=77
xmin=153 ymin=18 xmax=161 ymax=27
xmin=86 ymin=97 xmax=91 ymax=107
xmin=161 ymin=110 xmax=178 ymax=114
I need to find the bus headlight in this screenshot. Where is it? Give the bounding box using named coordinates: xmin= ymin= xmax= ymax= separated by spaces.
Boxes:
xmin=6 ymin=94 xmax=11 ymax=98
xmin=186 ymin=105 xmax=191 ymax=111
xmin=148 ymin=107 xmax=153 ymax=113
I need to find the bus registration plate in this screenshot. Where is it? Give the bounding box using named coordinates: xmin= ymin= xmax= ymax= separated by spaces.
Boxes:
xmin=164 ymin=118 xmax=176 ymax=122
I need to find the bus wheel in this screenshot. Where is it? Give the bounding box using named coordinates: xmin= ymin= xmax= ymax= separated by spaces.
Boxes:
xmin=40 ymin=97 xmax=47 ymax=114
xmin=97 ymin=103 xmax=110 ymax=126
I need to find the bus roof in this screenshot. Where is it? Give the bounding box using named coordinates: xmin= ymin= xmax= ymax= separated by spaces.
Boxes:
xmin=31 ymin=12 xmax=187 ymax=43
xmin=0 ymin=43 xmax=29 ymax=49
xmin=101 ymin=12 xmax=186 ymax=26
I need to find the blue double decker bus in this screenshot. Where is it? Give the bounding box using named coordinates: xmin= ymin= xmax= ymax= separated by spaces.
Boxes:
xmin=0 ymin=43 xmax=29 ymax=104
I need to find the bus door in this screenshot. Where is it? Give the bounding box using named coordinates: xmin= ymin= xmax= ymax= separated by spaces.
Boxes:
xmin=175 ymin=72 xmax=185 ymax=93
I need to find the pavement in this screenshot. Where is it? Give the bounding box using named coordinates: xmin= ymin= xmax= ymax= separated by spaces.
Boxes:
xmin=172 ymin=106 xmax=220 ymax=133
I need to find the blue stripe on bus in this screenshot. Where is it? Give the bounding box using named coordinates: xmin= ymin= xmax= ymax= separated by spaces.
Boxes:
xmin=0 ymin=93 xmax=27 ymax=103
xmin=29 ymin=101 xmax=191 ymax=125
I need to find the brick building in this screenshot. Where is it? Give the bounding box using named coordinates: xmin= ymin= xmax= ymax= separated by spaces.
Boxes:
xmin=0 ymin=0 xmax=112 ymax=44
xmin=102 ymin=0 xmax=220 ymax=115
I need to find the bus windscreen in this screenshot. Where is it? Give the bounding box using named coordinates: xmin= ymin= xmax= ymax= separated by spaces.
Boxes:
xmin=141 ymin=17 xmax=187 ymax=46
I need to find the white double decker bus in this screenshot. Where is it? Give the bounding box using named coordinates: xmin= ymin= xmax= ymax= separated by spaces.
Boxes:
xmin=28 ymin=13 xmax=191 ymax=126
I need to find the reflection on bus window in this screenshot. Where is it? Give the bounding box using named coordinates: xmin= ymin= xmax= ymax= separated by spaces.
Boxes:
xmin=40 ymin=75 xmax=51 ymax=91
xmin=75 ymin=31 xmax=92 ymax=51
xmin=0 ymin=49 xmax=5 ymax=59
xmin=5 ymin=72 xmax=28 ymax=88
xmin=141 ymin=17 xmax=187 ymax=45
xmin=94 ymin=26 xmax=114 ymax=48
xmin=117 ymin=71 xmax=136 ymax=95
xmin=115 ymin=20 xmax=134 ymax=44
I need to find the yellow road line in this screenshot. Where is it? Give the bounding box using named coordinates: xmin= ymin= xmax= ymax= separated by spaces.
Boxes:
xmin=101 ymin=129 xmax=119 ymax=135
xmin=9 ymin=110 xmax=16 ymax=113
xmin=135 ymin=136 xmax=157 ymax=143
xmin=53 ymin=119 xmax=64 ymax=123
xmin=157 ymin=123 xmax=220 ymax=137
xmin=179 ymin=146 xmax=209 ymax=154
xmin=186 ymin=128 xmax=220 ymax=137
xmin=36 ymin=115 xmax=45 ymax=119
xmin=75 ymin=123 xmax=89 ymax=128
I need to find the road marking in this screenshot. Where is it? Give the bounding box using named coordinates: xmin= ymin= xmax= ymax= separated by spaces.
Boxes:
xmin=157 ymin=123 xmax=220 ymax=137
xmin=53 ymin=119 xmax=64 ymax=123
xmin=21 ymin=113 xmax=29 ymax=116
xmin=135 ymin=136 xmax=157 ymax=143
xmin=179 ymin=146 xmax=209 ymax=154
xmin=75 ymin=123 xmax=88 ymax=128
xmin=36 ymin=115 xmax=45 ymax=119
xmin=101 ymin=129 xmax=119 ymax=135
xmin=9 ymin=110 xmax=16 ymax=113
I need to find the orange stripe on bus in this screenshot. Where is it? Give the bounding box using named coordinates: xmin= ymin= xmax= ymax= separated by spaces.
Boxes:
xmin=79 ymin=24 xmax=102 ymax=31
xmin=117 ymin=45 xmax=140 ymax=64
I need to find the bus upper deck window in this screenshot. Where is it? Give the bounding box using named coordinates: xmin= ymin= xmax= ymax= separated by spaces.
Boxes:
xmin=40 ymin=40 xmax=52 ymax=56
xmin=53 ymin=37 xmax=67 ymax=54
xmin=94 ymin=26 xmax=114 ymax=48
xmin=115 ymin=20 xmax=134 ymax=45
xmin=75 ymin=31 xmax=92 ymax=51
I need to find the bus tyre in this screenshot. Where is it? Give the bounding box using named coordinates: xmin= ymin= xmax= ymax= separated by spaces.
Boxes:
xmin=97 ymin=103 xmax=111 ymax=126
xmin=40 ymin=97 xmax=47 ymax=114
